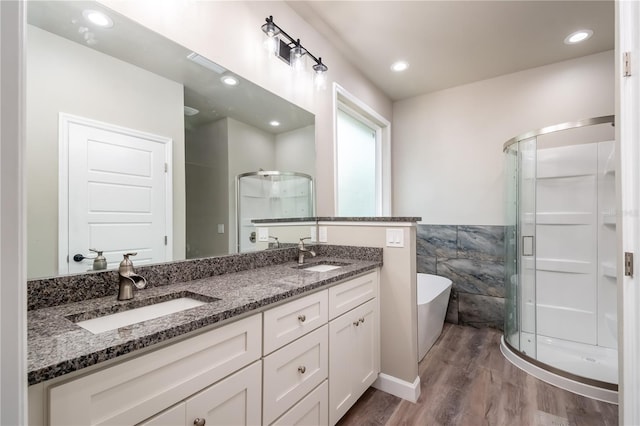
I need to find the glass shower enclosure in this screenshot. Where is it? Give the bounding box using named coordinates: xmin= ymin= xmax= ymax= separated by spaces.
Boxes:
xmin=503 ymin=116 xmax=617 ymax=400
xmin=236 ymin=171 xmax=313 ymax=253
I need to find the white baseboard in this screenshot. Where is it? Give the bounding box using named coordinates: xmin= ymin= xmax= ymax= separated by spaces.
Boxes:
xmin=373 ymin=373 xmax=421 ymax=403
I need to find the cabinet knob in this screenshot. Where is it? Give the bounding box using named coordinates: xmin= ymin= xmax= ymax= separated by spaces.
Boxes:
xmin=298 ymin=365 xmax=306 ymax=374
xmin=359 ymin=317 xmax=365 ymax=324
xmin=298 ymin=314 xmax=306 ymax=322
xmin=193 ymin=418 xmax=206 ymax=426
xmin=353 ymin=321 xmax=360 ymax=327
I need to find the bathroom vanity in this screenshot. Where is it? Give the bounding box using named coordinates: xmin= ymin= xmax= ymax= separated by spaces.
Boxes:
xmin=27 ymin=247 xmax=381 ymax=425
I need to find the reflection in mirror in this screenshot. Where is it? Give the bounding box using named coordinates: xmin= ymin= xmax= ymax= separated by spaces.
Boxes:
xmin=26 ymin=1 xmax=315 ymax=279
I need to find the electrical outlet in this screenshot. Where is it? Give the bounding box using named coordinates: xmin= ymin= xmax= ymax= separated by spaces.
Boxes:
xmin=257 ymin=227 xmax=269 ymax=242
xmin=318 ymin=226 xmax=328 ymax=243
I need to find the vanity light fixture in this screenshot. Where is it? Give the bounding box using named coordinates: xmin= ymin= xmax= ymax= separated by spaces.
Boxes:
xmin=261 ymin=15 xmax=328 ymax=83
xmin=82 ymin=10 xmax=113 ymax=28
xmin=564 ymin=29 xmax=593 ymax=44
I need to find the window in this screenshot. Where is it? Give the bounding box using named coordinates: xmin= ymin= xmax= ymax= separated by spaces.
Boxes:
xmin=334 ymin=84 xmax=391 ymax=216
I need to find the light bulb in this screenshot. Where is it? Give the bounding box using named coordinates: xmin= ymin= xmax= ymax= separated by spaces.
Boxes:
xmin=264 ymin=36 xmax=278 ymax=55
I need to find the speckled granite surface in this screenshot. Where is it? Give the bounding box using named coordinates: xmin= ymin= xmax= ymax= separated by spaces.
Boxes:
xmin=28 ymin=253 xmax=382 ymax=385
xmin=28 ymin=247 xmax=302 ymax=311
xmin=252 ymin=217 xmax=317 ymax=223
xmin=316 ymin=216 xmax=422 ymax=222
xmin=252 ymin=216 xmax=422 ymax=223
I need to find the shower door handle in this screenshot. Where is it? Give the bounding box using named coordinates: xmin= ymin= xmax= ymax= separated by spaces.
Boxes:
xmin=522 ymin=236 xmax=534 ymax=256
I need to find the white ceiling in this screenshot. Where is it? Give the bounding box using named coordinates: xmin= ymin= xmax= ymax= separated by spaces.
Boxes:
xmin=287 ymin=1 xmax=615 ymax=101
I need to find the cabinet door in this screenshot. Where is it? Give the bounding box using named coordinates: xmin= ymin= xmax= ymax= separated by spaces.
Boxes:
xmin=329 ymin=299 xmax=379 ymax=425
xmin=185 ymin=360 xmax=262 ymax=426
xmin=49 ymin=314 xmax=261 ymax=426
xmin=353 ymin=299 xmax=379 ymax=396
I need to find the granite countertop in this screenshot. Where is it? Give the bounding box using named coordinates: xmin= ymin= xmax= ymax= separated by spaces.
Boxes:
xmin=252 ymin=216 xmax=422 ymax=223
xmin=27 ymin=256 xmax=380 ymax=385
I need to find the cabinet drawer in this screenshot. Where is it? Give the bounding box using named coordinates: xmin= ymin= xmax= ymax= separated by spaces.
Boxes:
xmin=263 ymin=325 xmax=328 ymax=425
xmin=49 ymin=314 xmax=262 ymax=426
xmin=329 ymin=271 xmax=377 ymax=320
xmin=263 ymin=290 xmax=328 ymax=355
xmin=185 ymin=360 xmax=262 ymax=426
xmin=271 ymin=380 xmax=328 ymax=426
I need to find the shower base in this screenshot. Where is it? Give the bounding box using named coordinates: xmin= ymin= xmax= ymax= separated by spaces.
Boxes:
xmin=500 ymin=337 xmax=618 ymax=404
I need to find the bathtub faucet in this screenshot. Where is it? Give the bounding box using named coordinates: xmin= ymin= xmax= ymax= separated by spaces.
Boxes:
xmin=297 ymin=237 xmax=316 ymax=265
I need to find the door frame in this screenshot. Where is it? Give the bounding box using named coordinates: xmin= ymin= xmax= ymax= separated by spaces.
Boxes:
xmin=617 ymin=1 xmax=640 ymax=423
xmin=58 ymin=113 xmax=173 ymax=274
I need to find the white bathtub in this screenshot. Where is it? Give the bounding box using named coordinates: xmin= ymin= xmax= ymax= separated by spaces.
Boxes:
xmin=417 ymin=273 xmax=453 ymax=361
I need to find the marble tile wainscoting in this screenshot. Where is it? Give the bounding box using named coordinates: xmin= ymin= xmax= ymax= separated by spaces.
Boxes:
xmin=417 ymin=225 xmax=505 ymax=329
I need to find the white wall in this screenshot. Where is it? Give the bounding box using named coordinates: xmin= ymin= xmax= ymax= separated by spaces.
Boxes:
xmin=275 ymin=125 xmax=316 ymax=178
xmin=227 ymin=117 xmax=277 ymax=252
xmin=393 ymin=50 xmax=615 ymax=225
xmin=26 ymin=25 xmax=186 ymax=278
xmin=185 ymin=119 xmax=229 ymax=258
xmin=97 ymin=0 xmax=393 ymax=216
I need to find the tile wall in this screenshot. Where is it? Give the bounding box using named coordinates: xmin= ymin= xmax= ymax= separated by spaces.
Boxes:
xmin=417 ymin=224 xmax=505 ymax=329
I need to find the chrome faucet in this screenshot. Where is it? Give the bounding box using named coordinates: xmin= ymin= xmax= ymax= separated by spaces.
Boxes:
xmin=118 ymin=253 xmax=147 ymax=301
xmin=297 ymin=237 xmax=316 ymax=265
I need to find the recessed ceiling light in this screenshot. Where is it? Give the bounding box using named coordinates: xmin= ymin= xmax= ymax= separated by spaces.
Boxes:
xmin=564 ymin=29 xmax=593 ymax=45
xmin=269 ymin=121 xmax=280 ymax=127
xmin=391 ymin=61 xmax=409 ymax=72
xmin=82 ymin=10 xmax=113 ymax=28
xmin=221 ymin=75 xmax=239 ymax=86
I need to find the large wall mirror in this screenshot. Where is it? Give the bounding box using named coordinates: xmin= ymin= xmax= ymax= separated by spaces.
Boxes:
xmin=26 ymin=0 xmax=316 ymax=279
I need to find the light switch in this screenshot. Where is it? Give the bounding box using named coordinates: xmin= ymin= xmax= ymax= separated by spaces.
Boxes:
xmin=257 ymin=227 xmax=269 ymax=242
xmin=217 ymin=224 xmax=224 ymax=234
xmin=386 ymin=229 xmax=404 ymax=248
xmin=318 ymin=226 xmax=328 ymax=243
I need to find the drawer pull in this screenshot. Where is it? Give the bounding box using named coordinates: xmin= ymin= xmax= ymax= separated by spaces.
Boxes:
xmin=298 ymin=314 xmax=306 ymax=322
xmin=353 ymin=320 xmax=360 ymax=327
xmin=194 ymin=418 xmax=206 ymax=426
xmin=298 ymin=365 xmax=307 ymax=374
xmin=359 ymin=317 xmax=365 ymax=324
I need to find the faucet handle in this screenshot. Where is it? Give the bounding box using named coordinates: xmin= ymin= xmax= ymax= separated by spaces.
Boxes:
xmin=298 ymin=237 xmax=312 ymax=249
xmin=124 ymin=252 xmax=137 ymax=258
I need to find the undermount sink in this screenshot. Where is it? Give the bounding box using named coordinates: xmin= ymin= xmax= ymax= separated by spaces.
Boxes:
xmin=69 ymin=292 xmax=219 ymax=334
xmin=295 ymin=261 xmax=352 ymax=273
xmin=302 ymin=264 xmax=343 ymax=272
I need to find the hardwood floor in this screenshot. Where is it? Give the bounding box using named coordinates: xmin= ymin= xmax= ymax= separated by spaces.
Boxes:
xmin=338 ymin=324 xmax=618 ymax=426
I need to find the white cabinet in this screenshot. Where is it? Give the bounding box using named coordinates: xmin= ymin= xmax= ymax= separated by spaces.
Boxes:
xmin=263 ymin=325 xmax=328 ymax=425
xmin=36 ymin=269 xmax=379 ymax=426
xmin=328 ymin=273 xmax=379 ymax=425
xmin=139 ymin=361 xmax=262 ymax=426
xmin=271 ymin=381 xmax=328 ymax=426
xmin=263 ymin=290 xmax=328 ymax=355
xmin=48 ymin=314 xmax=262 ymax=426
